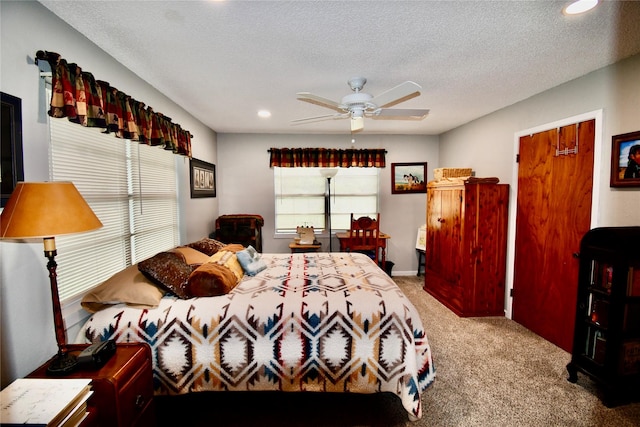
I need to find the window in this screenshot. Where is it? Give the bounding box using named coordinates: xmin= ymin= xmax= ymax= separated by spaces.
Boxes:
xmin=274 ymin=167 xmax=379 ymax=233
xmin=49 ymin=117 xmax=179 ymax=302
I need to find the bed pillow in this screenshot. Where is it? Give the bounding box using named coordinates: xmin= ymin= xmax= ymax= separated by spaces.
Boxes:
xmin=81 ymin=264 xmax=166 ymax=313
xmin=187 ymin=262 xmax=240 ymax=297
xmin=236 ymin=245 xmax=267 ymax=276
xmin=137 ymin=251 xmax=194 ymax=299
xmin=171 ymin=246 xmax=211 ymax=266
xmin=210 ymin=247 xmax=245 ymax=281
xmin=185 ymin=238 xmax=226 ymax=256
xmin=186 ymin=248 xmax=245 ymax=297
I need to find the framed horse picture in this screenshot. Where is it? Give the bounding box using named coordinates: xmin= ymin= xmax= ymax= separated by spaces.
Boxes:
xmin=391 ymin=162 xmax=427 ymax=194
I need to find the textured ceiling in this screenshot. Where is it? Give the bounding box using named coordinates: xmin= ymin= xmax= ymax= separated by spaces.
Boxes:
xmin=39 ymin=0 xmax=640 ymax=135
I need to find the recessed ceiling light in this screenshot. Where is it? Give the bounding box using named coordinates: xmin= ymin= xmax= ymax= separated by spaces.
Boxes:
xmin=258 ymin=110 xmax=271 ymax=118
xmin=563 ymin=0 xmax=599 ymax=15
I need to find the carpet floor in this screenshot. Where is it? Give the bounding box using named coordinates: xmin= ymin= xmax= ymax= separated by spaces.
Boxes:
xmin=156 ymin=275 xmax=640 ymax=426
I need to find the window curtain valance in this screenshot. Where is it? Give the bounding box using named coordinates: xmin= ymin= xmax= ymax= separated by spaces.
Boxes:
xmin=35 ymin=50 xmax=192 ymax=157
xmin=269 ymin=148 xmax=386 ymax=168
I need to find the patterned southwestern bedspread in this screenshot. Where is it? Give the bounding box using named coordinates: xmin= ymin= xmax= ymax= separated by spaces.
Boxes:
xmin=75 ymin=252 xmax=435 ymax=420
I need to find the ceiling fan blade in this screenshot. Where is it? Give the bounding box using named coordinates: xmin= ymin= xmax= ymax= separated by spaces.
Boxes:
xmin=351 ymin=116 xmax=364 ymax=132
xmin=291 ymin=112 xmax=348 ymax=125
xmin=371 ymin=81 xmax=422 ymax=108
xmin=296 ymin=92 xmax=343 ymax=112
xmin=375 ymin=108 xmax=430 ymax=118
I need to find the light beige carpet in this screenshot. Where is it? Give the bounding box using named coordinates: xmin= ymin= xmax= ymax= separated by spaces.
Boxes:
xmin=156 ymin=276 xmax=640 ymax=426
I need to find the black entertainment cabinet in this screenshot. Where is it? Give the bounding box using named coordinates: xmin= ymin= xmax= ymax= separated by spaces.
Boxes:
xmin=567 ymin=227 xmax=640 ymax=406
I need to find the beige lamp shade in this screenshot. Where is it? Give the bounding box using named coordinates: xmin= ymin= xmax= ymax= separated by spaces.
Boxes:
xmin=0 ymin=182 xmax=103 ymax=239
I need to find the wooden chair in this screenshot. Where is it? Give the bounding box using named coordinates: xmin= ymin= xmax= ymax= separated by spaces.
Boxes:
xmin=347 ymin=213 xmax=381 ymax=264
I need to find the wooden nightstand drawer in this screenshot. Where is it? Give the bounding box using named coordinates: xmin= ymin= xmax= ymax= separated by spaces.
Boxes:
xmin=29 ymin=343 xmax=155 ymax=427
xmin=118 ymin=356 xmax=154 ymax=426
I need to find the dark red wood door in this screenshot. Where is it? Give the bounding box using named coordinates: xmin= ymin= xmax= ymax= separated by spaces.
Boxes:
xmin=512 ymin=119 xmax=595 ymax=352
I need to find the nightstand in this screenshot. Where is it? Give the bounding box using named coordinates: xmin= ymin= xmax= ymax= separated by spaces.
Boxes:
xmin=28 ymin=343 xmax=156 ymax=427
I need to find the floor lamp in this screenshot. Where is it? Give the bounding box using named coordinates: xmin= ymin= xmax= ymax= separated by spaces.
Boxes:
xmin=1 ymin=182 xmax=103 ymax=374
xmin=320 ymin=169 xmax=338 ymax=252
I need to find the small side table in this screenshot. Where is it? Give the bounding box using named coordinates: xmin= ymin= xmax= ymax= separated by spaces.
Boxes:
xmin=289 ymin=242 xmax=322 ymax=253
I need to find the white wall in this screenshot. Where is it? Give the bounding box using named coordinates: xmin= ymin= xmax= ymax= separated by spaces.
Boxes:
xmin=0 ymin=1 xmax=217 ymax=387
xmin=439 ymin=53 xmax=640 ymax=317
xmin=439 ymin=54 xmax=640 ymax=226
xmin=217 ymin=133 xmax=440 ymax=271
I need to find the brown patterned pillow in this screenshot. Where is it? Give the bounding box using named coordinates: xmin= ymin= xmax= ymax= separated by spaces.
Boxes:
xmin=186 ymin=238 xmax=226 ymax=256
xmin=138 ymin=251 xmax=194 ymax=299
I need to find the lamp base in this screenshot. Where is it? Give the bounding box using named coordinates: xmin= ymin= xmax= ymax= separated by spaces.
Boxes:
xmin=46 ymin=351 xmax=78 ymax=375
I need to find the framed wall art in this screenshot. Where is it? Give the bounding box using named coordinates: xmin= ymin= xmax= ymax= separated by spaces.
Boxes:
xmin=1 ymin=92 xmax=24 ymax=207
xmin=190 ymin=158 xmax=216 ymax=198
xmin=610 ymin=130 xmax=640 ymax=188
xmin=391 ymin=162 xmax=427 ymax=194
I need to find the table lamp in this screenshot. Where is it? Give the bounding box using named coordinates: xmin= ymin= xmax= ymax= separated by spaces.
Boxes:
xmin=0 ymin=182 xmax=102 ymax=374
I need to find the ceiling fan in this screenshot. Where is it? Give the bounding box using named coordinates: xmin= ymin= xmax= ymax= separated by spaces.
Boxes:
xmin=292 ymin=77 xmax=429 ymax=132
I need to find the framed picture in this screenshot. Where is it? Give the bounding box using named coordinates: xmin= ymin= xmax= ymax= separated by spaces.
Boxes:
xmin=1 ymin=92 xmax=24 ymax=207
xmin=190 ymin=158 xmax=216 ymax=198
xmin=391 ymin=162 xmax=427 ymax=194
xmin=610 ymin=130 xmax=640 ymax=187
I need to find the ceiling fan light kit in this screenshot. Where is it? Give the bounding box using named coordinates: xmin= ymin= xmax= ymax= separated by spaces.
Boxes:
xmin=293 ymin=77 xmax=430 ymax=132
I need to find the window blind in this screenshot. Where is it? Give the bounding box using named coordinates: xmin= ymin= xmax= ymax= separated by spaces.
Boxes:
xmin=274 ymin=167 xmax=379 ymax=233
xmin=49 ymin=117 xmax=178 ymax=302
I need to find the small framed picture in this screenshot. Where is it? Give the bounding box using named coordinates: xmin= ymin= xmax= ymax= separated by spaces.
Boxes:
xmin=391 ymin=162 xmax=427 ymax=194
xmin=1 ymin=92 xmax=24 ymax=207
xmin=190 ymin=158 xmax=216 ymax=198
xmin=610 ymin=130 xmax=640 ymax=187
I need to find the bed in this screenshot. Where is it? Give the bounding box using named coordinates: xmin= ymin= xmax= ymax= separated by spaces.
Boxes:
xmin=74 ymin=246 xmax=435 ymax=420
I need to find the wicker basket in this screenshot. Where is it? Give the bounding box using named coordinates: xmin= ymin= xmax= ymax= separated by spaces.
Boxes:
xmin=433 ymin=167 xmax=472 ymax=181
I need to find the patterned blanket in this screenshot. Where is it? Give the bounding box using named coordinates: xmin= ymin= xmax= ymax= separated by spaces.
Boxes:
xmin=75 ymin=253 xmax=435 ymax=419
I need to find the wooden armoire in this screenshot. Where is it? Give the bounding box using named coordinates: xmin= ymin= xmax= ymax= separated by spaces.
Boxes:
xmin=423 ymin=181 xmax=509 ymax=317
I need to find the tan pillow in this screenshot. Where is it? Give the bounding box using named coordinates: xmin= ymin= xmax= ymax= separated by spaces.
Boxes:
xmin=220 ymin=243 xmax=246 ymax=254
xmin=171 ymin=246 xmax=211 ymax=265
xmin=81 ymin=264 xmax=166 ymax=313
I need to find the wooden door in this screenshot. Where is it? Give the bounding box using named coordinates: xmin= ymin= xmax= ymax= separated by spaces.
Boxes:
xmin=512 ymin=119 xmax=595 ymax=352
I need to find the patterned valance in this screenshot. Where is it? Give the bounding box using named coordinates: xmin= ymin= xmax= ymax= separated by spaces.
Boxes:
xmin=269 ymin=148 xmax=386 ymax=168
xmin=35 ymin=50 xmax=192 ymax=157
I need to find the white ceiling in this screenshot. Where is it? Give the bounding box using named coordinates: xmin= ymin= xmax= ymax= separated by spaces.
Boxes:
xmin=39 ymin=0 xmax=640 ymax=136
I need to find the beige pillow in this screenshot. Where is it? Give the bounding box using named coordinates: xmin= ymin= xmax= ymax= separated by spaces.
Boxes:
xmin=171 ymin=246 xmax=211 ymax=265
xmin=209 ymin=249 xmax=245 ymax=282
xmin=81 ymin=264 xmax=166 ymax=313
